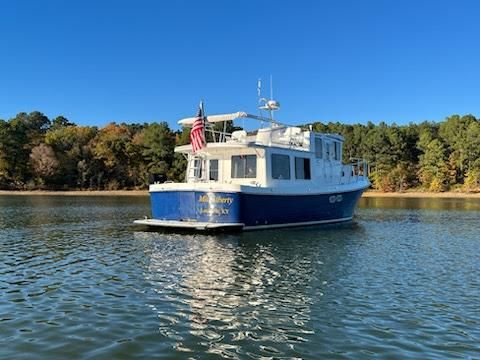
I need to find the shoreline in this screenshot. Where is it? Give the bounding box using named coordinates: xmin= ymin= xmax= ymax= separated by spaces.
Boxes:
xmin=0 ymin=189 xmax=479 ymax=199
xmin=362 ymin=191 xmax=480 ymax=199
xmin=0 ymin=190 xmax=149 ymax=196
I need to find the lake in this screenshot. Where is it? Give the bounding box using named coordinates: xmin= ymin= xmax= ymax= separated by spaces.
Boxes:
xmin=0 ymin=195 xmax=479 ymax=359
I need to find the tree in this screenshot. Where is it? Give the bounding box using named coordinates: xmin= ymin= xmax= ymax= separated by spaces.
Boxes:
xmin=439 ymin=114 xmax=477 ymax=185
xmin=51 ymin=116 xmax=75 ymax=130
xmin=29 ymin=144 xmax=59 ymax=186
xmin=45 ymin=125 xmax=97 ymax=188
xmin=90 ymin=123 xmax=133 ymax=189
xmin=2 ymin=112 xmax=52 ymax=186
xmin=464 ymin=159 xmax=480 ymax=191
xmin=138 ymin=122 xmax=175 ymax=183
xmin=0 ymin=120 xmax=11 ymax=187
xmin=418 ymin=134 xmax=449 ymax=191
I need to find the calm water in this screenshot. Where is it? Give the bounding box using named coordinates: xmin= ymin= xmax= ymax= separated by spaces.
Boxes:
xmin=1 ymin=195 xmax=479 ymax=359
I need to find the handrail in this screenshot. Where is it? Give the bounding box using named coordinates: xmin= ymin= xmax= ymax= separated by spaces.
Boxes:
xmin=343 ymin=158 xmax=368 ymax=179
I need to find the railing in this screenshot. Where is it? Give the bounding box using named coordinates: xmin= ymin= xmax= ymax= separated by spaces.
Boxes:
xmin=350 ymin=158 xmax=369 ymax=177
xmin=341 ymin=158 xmax=369 ymax=184
xmin=205 ymin=123 xmax=233 ymax=143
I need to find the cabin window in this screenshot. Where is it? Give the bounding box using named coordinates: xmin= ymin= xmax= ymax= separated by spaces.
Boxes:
xmin=271 ymin=154 xmax=291 ymax=180
xmin=209 ymin=159 xmax=219 ymax=181
xmin=193 ymin=159 xmax=202 ymax=178
xmin=231 ymin=155 xmax=256 ymax=178
xmin=295 ymin=157 xmax=311 ymax=180
xmin=334 ymin=142 xmax=342 ymax=161
xmin=325 ymin=141 xmax=333 ymax=160
xmin=315 ymin=137 xmax=323 ymax=158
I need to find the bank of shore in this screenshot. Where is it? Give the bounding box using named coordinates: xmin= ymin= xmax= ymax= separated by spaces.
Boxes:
xmin=1 ymin=189 xmax=480 ymax=198
xmin=363 ymin=191 xmax=480 ymax=199
xmin=0 ymin=190 xmax=149 ymax=196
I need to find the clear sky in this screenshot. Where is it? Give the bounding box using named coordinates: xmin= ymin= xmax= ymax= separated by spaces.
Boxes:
xmin=1 ymin=0 xmax=479 ymax=129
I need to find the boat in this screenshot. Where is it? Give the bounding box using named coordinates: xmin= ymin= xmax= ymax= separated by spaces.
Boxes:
xmin=134 ymin=93 xmax=370 ymax=231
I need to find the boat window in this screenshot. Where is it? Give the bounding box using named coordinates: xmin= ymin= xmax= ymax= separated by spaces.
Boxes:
xmin=209 ymin=159 xmax=219 ymax=181
xmin=325 ymin=141 xmax=333 ymax=160
xmin=271 ymin=154 xmax=291 ymax=180
xmin=334 ymin=142 xmax=342 ymax=161
xmin=193 ymin=159 xmax=202 ymax=178
xmin=231 ymin=155 xmax=256 ymax=178
xmin=315 ymin=137 xmax=323 ymax=158
xmin=295 ymin=157 xmax=311 ymax=180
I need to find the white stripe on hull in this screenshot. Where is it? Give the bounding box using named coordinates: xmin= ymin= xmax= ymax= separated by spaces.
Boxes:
xmin=242 ymin=216 xmax=353 ymax=231
xmin=134 ymin=216 xmax=353 ymax=231
xmin=133 ymin=219 xmax=243 ymax=230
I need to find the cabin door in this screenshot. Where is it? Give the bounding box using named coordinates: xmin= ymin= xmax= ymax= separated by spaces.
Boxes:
xmin=188 ymin=157 xmax=205 ymax=182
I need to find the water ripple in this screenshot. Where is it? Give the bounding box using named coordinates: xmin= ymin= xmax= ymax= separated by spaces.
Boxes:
xmin=0 ymin=196 xmax=479 ymax=359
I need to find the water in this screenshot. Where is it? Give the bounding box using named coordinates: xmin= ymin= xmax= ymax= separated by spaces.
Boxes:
xmin=1 ymin=195 xmax=479 ymax=359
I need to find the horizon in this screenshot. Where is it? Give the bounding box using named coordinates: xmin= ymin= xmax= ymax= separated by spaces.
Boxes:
xmin=1 ymin=0 xmax=480 ymax=129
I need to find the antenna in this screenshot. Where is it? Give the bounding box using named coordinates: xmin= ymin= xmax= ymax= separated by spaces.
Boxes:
xmin=258 ymin=75 xmax=280 ymax=123
xmin=257 ymin=78 xmax=265 ymax=125
xmin=270 ymin=74 xmax=273 ymax=100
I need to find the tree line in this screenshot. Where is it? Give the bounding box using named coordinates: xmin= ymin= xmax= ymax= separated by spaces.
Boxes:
xmin=0 ymin=112 xmax=189 ymax=190
xmin=0 ymin=111 xmax=479 ymax=191
xmin=311 ymin=114 xmax=480 ymax=191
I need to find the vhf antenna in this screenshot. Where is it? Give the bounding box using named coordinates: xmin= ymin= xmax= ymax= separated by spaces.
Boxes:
xmin=258 ymin=75 xmax=280 ymax=124
xmin=270 ymin=74 xmax=273 ymax=101
xmin=257 ymin=78 xmax=265 ymax=124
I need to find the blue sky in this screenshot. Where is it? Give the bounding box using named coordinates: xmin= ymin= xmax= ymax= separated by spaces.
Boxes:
xmin=1 ymin=0 xmax=479 ymax=129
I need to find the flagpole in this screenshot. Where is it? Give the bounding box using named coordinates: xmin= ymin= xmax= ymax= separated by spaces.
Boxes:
xmin=200 ymin=100 xmax=206 ymax=146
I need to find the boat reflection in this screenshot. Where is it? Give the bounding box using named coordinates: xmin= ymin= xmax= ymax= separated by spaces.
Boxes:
xmin=134 ymin=222 xmax=365 ymax=357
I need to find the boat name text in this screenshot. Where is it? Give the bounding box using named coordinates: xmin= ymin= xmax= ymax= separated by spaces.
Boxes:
xmin=199 ymin=208 xmax=230 ymax=215
xmin=198 ymin=195 xmax=234 ymax=205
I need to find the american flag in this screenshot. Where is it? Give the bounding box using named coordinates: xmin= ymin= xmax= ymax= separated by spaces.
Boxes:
xmin=190 ymin=102 xmax=205 ymax=153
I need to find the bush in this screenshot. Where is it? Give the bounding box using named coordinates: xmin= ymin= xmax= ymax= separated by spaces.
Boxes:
xmin=463 ymin=167 xmax=480 ymax=192
xmin=106 ymin=179 xmax=120 ymax=190
xmin=429 ymin=177 xmax=446 ymax=192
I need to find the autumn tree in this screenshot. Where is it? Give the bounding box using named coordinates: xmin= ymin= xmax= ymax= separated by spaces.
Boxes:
xmin=45 ymin=125 xmax=97 ymax=188
xmin=29 ymin=144 xmax=59 ymax=186
xmin=90 ymin=123 xmax=133 ymax=189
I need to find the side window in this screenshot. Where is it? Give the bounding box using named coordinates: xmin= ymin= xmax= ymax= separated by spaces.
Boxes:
xmin=194 ymin=159 xmax=202 ymax=178
xmin=334 ymin=142 xmax=342 ymax=161
xmin=209 ymin=159 xmax=219 ymax=181
xmin=271 ymin=154 xmax=291 ymax=180
xmin=295 ymin=157 xmax=311 ymax=180
xmin=231 ymin=155 xmax=257 ymax=178
xmin=245 ymin=155 xmax=257 ymax=178
xmin=315 ymin=137 xmax=323 ymax=158
xmin=325 ymin=141 xmax=333 ymax=160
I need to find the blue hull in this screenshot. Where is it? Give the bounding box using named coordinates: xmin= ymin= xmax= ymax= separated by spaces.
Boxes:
xmin=149 ymin=188 xmax=365 ymax=230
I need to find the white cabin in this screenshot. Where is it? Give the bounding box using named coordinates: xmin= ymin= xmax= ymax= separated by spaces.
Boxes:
xmin=172 ymin=121 xmax=367 ymax=192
